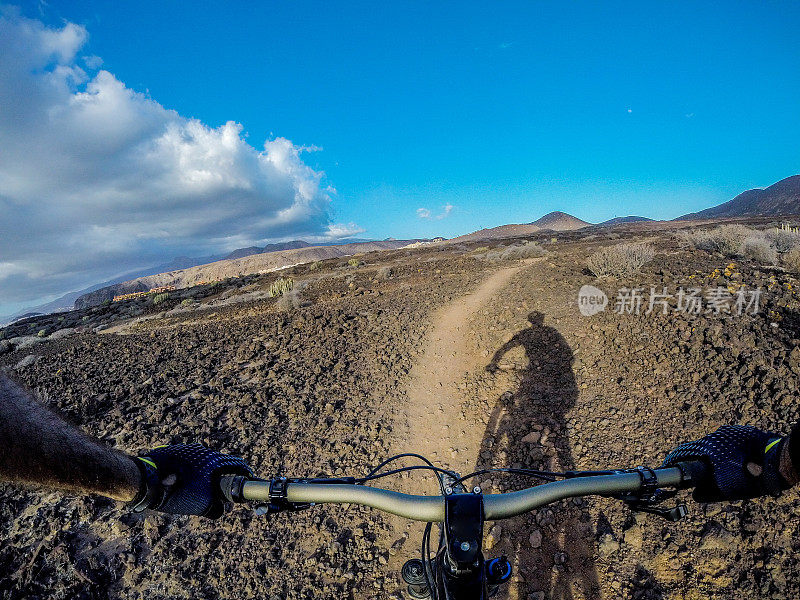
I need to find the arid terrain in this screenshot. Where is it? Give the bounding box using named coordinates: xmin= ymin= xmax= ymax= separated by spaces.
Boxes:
xmin=4 ymin=219 xmax=800 ymax=600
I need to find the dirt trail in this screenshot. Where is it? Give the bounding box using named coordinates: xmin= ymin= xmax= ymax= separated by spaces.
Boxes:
xmin=399 ymin=264 xmax=527 ymax=474
xmin=381 ymin=260 xmax=540 ymax=595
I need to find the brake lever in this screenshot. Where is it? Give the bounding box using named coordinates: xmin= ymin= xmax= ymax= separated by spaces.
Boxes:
xmin=610 ymin=466 xmax=689 ymax=522
xmin=631 ymin=503 xmax=688 ymax=522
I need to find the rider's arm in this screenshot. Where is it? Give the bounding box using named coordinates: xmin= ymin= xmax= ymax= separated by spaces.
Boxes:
xmin=0 ymin=374 xmax=253 ymax=518
xmin=0 ymin=374 xmax=141 ymax=501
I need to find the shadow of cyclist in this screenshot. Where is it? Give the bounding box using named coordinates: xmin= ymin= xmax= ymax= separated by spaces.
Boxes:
xmin=476 ymin=311 xmax=600 ymax=600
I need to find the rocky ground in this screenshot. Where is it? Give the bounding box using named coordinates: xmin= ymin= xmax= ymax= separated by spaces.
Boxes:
xmin=3 ymin=222 xmax=800 ymax=599
xmin=456 ymin=234 xmax=800 ymax=599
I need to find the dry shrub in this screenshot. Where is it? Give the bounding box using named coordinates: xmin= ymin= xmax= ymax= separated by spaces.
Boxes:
xmin=765 ymin=228 xmax=800 ymax=253
xmin=684 ymin=225 xmax=753 ymax=257
xmin=480 ymin=241 xmax=546 ymax=262
xmin=376 ymin=266 xmax=393 ymax=280
xmin=500 ymin=241 xmax=546 ymax=259
xmin=276 ymin=290 xmax=301 ymax=312
xmin=587 ymin=243 xmax=655 ymax=278
xmin=741 ymin=236 xmax=777 ymax=264
xmin=784 ymin=248 xmax=800 ymax=273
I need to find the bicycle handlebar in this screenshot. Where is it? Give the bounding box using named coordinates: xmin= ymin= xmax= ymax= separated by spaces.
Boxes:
xmin=236 ymin=462 xmax=706 ymax=522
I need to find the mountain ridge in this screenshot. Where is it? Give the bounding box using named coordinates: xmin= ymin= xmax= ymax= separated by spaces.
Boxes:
xmin=9 ymin=175 xmax=800 ymax=321
xmin=0 ymin=239 xmax=377 ymax=324
xmin=597 ymin=216 xmax=654 ymax=226
xmin=73 ymin=240 xmax=419 ymax=309
xmin=448 ymin=211 xmax=590 ymax=243
xmin=678 ymin=175 xmax=800 ymax=220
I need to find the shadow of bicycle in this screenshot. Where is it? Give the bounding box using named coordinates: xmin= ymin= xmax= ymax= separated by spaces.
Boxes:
xmin=476 ymin=311 xmax=601 ymax=600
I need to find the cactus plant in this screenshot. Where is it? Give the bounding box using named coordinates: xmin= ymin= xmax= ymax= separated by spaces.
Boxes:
xmin=268 ymin=277 xmax=294 ymax=297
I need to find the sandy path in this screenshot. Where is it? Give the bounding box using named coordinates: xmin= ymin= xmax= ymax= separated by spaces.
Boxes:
xmin=379 ymin=260 xmax=541 ymax=595
xmin=399 ymin=264 xmax=526 ymax=474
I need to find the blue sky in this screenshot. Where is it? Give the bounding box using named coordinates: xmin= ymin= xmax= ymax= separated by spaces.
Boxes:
xmin=1 ymin=1 xmax=799 ymax=313
xmin=30 ymin=0 xmax=799 ymax=237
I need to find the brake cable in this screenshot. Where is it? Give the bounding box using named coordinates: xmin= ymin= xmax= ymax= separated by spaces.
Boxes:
xmin=356 ymin=465 xmax=466 ymax=486
xmin=360 ymin=452 xmax=458 ymax=494
xmin=421 ymin=522 xmax=437 ymax=600
xmin=447 ymin=467 xmax=562 ymax=489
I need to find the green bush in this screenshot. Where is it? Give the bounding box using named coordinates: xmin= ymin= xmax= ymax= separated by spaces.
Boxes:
xmin=268 ymin=277 xmax=294 ymax=298
xmin=152 ymin=293 xmax=170 ymax=305
xmin=348 ymin=258 xmax=361 ymax=267
xmin=309 ymin=261 xmax=321 ymax=271
xmin=180 ymin=298 xmax=195 ymax=306
xmin=37 ymin=329 xmax=47 ymax=338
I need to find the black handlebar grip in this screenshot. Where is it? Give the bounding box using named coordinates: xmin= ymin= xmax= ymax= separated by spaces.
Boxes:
xmin=675 ymin=460 xmax=709 ymax=489
xmin=220 ymin=475 xmax=249 ymax=503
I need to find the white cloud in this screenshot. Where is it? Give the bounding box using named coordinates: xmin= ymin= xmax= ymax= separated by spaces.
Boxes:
xmin=83 ymin=54 xmax=102 ymax=69
xmin=318 ymin=222 xmax=366 ymax=240
xmin=417 ymin=205 xmax=453 ymax=220
xmin=0 ymin=10 xmax=359 ymax=311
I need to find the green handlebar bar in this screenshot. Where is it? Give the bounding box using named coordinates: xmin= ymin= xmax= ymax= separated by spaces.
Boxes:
xmin=238 ymin=464 xmax=697 ymax=522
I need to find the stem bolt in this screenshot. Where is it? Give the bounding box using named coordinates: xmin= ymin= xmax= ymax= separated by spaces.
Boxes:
xmin=445 ymin=487 xmax=453 ymax=495
xmin=460 ymin=541 xmax=471 ymax=551
xmin=473 ymin=486 xmax=481 ymax=494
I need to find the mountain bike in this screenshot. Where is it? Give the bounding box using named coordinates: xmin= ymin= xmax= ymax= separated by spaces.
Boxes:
xmin=219 ymin=455 xmax=708 ymax=599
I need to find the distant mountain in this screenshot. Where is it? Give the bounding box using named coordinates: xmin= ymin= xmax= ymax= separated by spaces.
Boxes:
xmin=531 ymin=211 xmax=591 ymax=231
xmin=449 ymin=223 xmax=542 ymax=243
xmin=223 ymin=240 xmax=312 ymax=260
xmin=4 ymin=311 xmax=44 ymax=325
xmin=74 ymin=240 xmax=420 ymax=309
xmin=222 ymin=239 xmax=383 ymax=261
xmin=597 ymin=216 xmax=654 ymax=227
xmin=678 ymin=175 xmax=800 ymax=220
xmin=449 ymin=211 xmax=589 ymax=243
xmin=1 ymin=238 xmax=377 ymax=324
xmin=0 ymin=254 xmax=229 ymax=325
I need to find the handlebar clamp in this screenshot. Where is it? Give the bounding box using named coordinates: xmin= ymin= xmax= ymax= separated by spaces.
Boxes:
xmin=635 ymin=466 xmax=658 ymax=500
xmin=256 ymin=476 xmax=360 ymax=515
xmin=252 ymin=477 xmax=312 ymax=516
